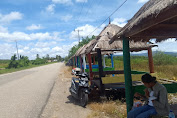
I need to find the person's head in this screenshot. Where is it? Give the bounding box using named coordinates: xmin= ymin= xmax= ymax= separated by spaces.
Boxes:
xmin=141 ymin=73 xmax=156 ymax=88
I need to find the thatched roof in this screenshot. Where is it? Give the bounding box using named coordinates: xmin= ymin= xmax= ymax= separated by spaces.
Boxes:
xmin=79 ymin=39 xmax=97 ymax=55
xmin=74 ymin=45 xmax=86 ymax=56
xmin=110 ymin=0 xmax=177 ymax=43
xmin=92 ymin=24 xmax=157 ymax=52
xmin=87 ymin=24 xmax=122 ymax=53
xmin=74 ymin=23 xmax=157 ymax=57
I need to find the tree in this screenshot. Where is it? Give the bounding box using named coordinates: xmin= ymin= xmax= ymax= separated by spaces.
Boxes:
xmin=66 ymin=35 xmax=95 ymax=62
xmin=36 ymin=54 xmax=40 ymax=59
xmin=46 ymin=54 xmax=50 ymax=60
xmin=8 ymin=54 xmax=30 ymax=68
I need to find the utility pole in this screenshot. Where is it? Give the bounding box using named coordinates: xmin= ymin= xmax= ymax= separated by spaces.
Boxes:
xmin=15 ymin=40 xmax=20 ymax=60
xmin=74 ymin=29 xmax=83 ymax=43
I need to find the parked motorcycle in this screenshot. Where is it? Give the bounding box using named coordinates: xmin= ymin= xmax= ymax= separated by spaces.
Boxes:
xmin=69 ymin=72 xmax=89 ymax=107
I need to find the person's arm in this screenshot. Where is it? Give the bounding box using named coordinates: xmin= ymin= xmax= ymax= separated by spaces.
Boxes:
xmin=134 ymin=92 xmax=147 ymax=99
xmin=153 ymin=87 xmax=168 ymax=109
xmin=144 ymin=88 xmax=149 ymax=99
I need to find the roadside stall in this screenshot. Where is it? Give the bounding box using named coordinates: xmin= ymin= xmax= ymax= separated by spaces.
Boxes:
xmin=109 ymin=0 xmax=177 ymax=113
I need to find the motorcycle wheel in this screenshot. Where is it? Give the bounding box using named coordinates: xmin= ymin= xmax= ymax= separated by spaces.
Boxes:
xmin=79 ymin=88 xmax=88 ymax=107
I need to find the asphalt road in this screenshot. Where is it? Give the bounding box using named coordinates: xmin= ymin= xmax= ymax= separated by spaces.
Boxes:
xmin=0 ymin=63 xmax=62 ymax=118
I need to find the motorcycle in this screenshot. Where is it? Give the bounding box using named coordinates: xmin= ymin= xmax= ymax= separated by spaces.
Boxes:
xmin=69 ymin=72 xmax=89 ymax=107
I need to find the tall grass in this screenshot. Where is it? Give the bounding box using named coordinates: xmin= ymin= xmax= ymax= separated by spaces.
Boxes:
xmin=105 ymin=52 xmax=177 ymax=79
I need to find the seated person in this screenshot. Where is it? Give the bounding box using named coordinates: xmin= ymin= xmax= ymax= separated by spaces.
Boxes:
xmin=127 ymin=73 xmax=170 ymax=118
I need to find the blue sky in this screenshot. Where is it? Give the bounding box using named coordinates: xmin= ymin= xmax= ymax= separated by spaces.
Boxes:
xmin=0 ymin=0 xmax=177 ymax=60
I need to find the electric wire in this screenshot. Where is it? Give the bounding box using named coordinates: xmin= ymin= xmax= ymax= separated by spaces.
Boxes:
xmin=73 ymin=2 xmax=86 ymax=29
xmin=87 ymin=0 xmax=127 ymax=37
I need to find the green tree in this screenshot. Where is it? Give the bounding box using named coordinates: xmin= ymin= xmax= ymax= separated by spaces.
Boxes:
xmin=66 ymin=35 xmax=95 ymax=62
xmin=8 ymin=54 xmax=30 ymax=68
xmin=36 ymin=54 xmax=40 ymax=59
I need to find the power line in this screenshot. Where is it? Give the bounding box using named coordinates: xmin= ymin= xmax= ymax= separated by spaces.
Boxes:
xmin=73 ymin=2 xmax=86 ymax=29
xmin=83 ymin=0 xmax=95 ymax=21
xmin=87 ymin=0 xmax=127 ymax=37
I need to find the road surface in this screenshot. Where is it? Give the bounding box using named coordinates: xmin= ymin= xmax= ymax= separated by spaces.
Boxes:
xmin=0 ymin=63 xmax=61 ymax=118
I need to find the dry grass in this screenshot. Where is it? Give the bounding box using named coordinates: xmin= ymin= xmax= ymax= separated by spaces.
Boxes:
xmin=87 ymin=101 xmax=127 ymax=118
xmin=155 ymin=65 xmax=177 ymax=80
xmin=168 ymin=93 xmax=177 ymax=104
xmin=58 ymin=64 xmax=73 ymax=82
xmin=59 ymin=65 xmax=73 ymax=78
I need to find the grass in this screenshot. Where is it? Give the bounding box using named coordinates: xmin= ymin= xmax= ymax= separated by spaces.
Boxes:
xmin=87 ymin=100 xmax=127 ymax=118
xmin=105 ymin=55 xmax=177 ymax=80
xmin=0 ymin=62 xmax=57 ymax=75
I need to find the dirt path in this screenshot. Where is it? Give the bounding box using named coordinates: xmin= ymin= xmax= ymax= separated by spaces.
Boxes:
xmin=40 ymin=63 xmax=91 ymax=118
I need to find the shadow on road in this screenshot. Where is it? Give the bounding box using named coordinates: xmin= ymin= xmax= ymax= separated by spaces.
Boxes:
xmin=65 ymin=95 xmax=80 ymax=106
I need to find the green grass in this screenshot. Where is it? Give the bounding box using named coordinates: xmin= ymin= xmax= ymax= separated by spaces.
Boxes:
xmin=0 ymin=62 xmax=57 ymax=75
xmin=105 ymin=54 xmax=177 ymax=80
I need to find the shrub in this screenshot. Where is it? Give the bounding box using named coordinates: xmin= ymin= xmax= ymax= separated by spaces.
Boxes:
xmin=153 ymin=51 xmax=177 ymax=66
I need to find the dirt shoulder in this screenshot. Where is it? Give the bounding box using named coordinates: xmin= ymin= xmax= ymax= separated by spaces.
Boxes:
xmin=40 ymin=63 xmax=91 ymax=118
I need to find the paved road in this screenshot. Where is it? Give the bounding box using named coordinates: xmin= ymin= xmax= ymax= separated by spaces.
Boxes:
xmin=0 ymin=63 xmax=62 ymax=118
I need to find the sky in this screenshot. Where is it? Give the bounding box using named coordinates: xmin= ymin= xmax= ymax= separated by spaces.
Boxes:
xmin=0 ymin=0 xmax=177 ymax=60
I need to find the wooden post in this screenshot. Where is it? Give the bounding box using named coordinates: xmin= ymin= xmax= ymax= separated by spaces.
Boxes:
xmin=111 ymin=54 xmax=115 ymax=77
xmin=123 ymin=37 xmax=133 ymax=113
xmin=93 ymin=54 xmax=96 ymax=65
xmin=83 ymin=54 xmax=86 ymax=72
xmin=103 ymin=55 xmax=106 ymax=68
xmin=77 ymin=56 xmax=80 ymax=68
xmin=97 ymin=48 xmax=104 ymax=95
xmin=75 ymin=56 xmax=77 ymax=67
xmin=87 ymin=53 xmax=93 ymax=80
xmin=72 ymin=58 xmax=74 ymax=68
xmin=148 ymin=47 xmax=154 ymax=73
xmin=79 ymin=55 xmax=83 ymax=71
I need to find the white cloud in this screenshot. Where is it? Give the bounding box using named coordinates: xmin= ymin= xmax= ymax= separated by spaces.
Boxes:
xmin=0 ymin=43 xmax=16 ymax=59
xmin=0 ymin=26 xmax=8 ymax=33
xmin=0 ymin=31 xmax=65 ymax=41
xmin=0 ymin=12 xmax=23 ymax=24
xmin=152 ymin=39 xmax=177 ymax=52
xmin=23 ymin=46 xmax=29 ymax=50
xmin=137 ymin=0 xmax=148 ymax=3
xmin=111 ymin=18 xmax=127 ymax=27
xmin=60 ymin=15 xmax=72 ymax=22
xmin=70 ymin=24 xmax=105 ymax=40
xmin=52 ymin=0 xmax=73 ymax=5
xmin=35 ymin=41 xmax=57 ymax=48
xmin=46 ymin=4 xmax=55 ymax=14
xmin=26 ymin=24 xmax=43 ymax=30
xmin=52 ymin=46 xmax=63 ymax=52
xmin=75 ymin=0 xmax=87 ymax=3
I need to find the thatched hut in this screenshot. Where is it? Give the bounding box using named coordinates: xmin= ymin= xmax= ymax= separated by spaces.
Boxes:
xmin=110 ymin=0 xmax=177 ymax=43
xmin=109 ymin=0 xmax=177 ymax=113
